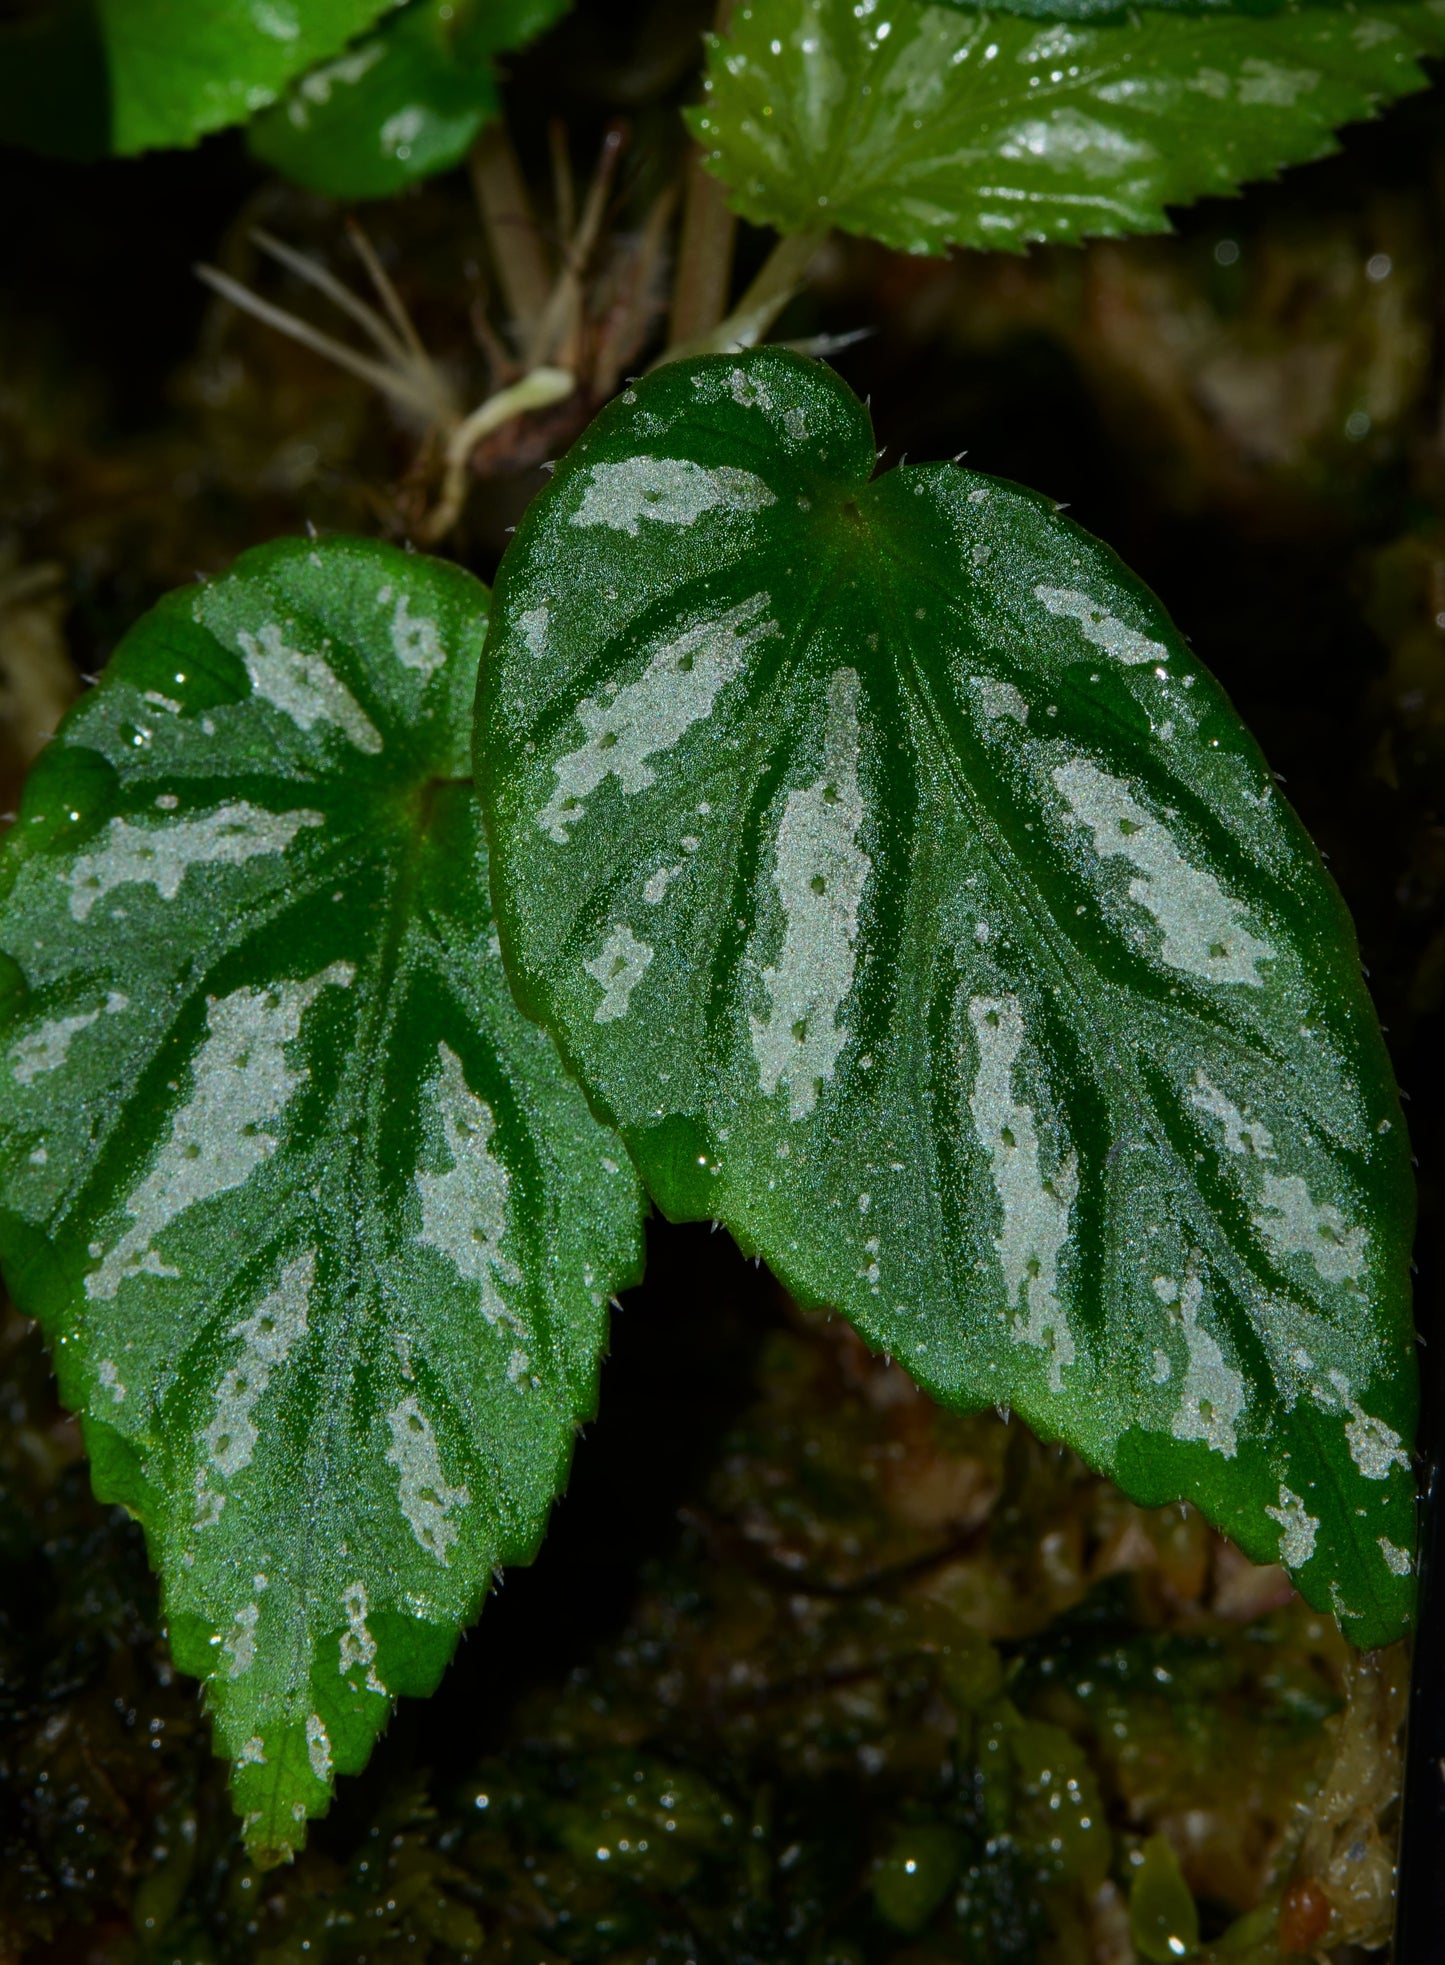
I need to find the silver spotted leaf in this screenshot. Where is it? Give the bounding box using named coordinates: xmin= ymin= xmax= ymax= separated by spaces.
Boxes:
xmin=248 ymin=0 xmax=571 ymax=200
xmin=0 ymin=538 xmax=644 ymax=1860
xmin=477 ymin=351 xmax=1417 ymax=1646
xmin=690 ymin=0 xmax=1445 ymax=255
xmin=99 ymin=0 xmax=402 ymax=152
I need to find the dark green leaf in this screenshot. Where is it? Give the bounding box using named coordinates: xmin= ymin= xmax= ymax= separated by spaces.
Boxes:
xmin=0 ymin=537 xmax=644 ymax=1859
xmin=248 ymin=0 xmax=571 ymax=199
xmin=477 ymin=350 xmax=1417 ymax=1646
xmin=443 ymin=0 xmax=575 ymax=54
xmin=0 ymin=2 xmax=110 ymax=162
xmin=689 ymin=0 xmax=1445 ymax=254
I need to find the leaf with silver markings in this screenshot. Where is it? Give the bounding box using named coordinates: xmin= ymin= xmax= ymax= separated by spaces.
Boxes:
xmin=477 ymin=349 xmax=1417 ymax=1646
xmin=690 ymin=0 xmax=1445 ymax=256
xmin=0 ymin=537 xmax=644 ymax=1861
xmin=248 ymin=0 xmax=572 ymax=200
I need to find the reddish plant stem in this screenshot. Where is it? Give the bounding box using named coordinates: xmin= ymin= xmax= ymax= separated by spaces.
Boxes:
xmin=470 ymin=121 xmax=554 ymax=350
xmin=666 ymin=0 xmax=738 ymax=350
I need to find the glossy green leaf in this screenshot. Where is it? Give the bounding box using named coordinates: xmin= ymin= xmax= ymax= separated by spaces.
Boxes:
xmin=477 ymin=350 xmax=1417 ymax=1646
xmin=105 ymin=0 xmax=409 ymax=152
xmin=248 ymin=0 xmax=571 ymax=199
xmin=931 ymin=0 xmax=1352 ymax=19
xmin=0 ymin=537 xmax=644 ymax=1860
xmin=689 ymin=0 xmax=1445 ymax=255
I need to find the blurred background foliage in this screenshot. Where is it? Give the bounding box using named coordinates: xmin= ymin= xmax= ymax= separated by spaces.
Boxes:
xmin=1 ymin=3 xmax=1442 ymax=1960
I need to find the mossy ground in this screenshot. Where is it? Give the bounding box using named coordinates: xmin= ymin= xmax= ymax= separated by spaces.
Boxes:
xmin=0 ymin=1249 xmax=1412 ymax=1962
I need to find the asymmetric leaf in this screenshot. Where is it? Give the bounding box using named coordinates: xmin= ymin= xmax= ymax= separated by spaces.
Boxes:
xmin=478 ymin=351 xmax=1417 ymax=1646
xmin=690 ymin=0 xmax=1445 ymax=254
xmin=249 ymin=0 xmax=571 ymax=199
xmin=0 ymin=538 xmax=644 ymax=1859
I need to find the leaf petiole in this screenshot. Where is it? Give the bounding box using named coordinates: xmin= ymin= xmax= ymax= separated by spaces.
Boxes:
xmin=656 ymin=227 xmax=828 ymax=367
xmin=469 ymin=119 xmax=556 ymax=350
xmin=667 ymin=0 xmax=740 ymax=349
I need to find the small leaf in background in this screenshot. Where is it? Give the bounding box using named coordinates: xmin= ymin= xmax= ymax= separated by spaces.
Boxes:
xmin=104 ymin=0 xmax=412 ymax=153
xmin=3 ymin=0 xmax=418 ymax=157
xmin=477 ymin=349 xmax=1417 ymax=1645
xmin=249 ymin=0 xmax=571 ymax=200
xmin=931 ymin=0 xmax=1349 ymax=17
xmin=690 ymin=0 xmax=1445 ymax=255
xmin=0 ymin=538 xmax=644 ymax=1859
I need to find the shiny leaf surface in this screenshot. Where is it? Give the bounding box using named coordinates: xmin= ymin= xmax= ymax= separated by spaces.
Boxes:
xmin=690 ymin=0 xmax=1445 ymax=254
xmin=248 ymin=0 xmax=570 ymax=199
xmin=0 ymin=538 xmax=644 ymax=1859
xmin=478 ymin=350 xmax=1417 ymax=1645
xmin=112 ymin=0 xmax=405 ymax=154
xmin=932 ymin=0 xmax=1352 ymax=17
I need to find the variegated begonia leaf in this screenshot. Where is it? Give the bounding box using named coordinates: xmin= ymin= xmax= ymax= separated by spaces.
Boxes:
xmin=689 ymin=0 xmax=1445 ymax=255
xmin=931 ymin=0 xmax=1351 ymax=17
xmin=248 ymin=0 xmax=572 ymax=200
xmin=0 ymin=537 xmax=643 ymax=1861
xmin=477 ymin=350 xmax=1417 ymax=1646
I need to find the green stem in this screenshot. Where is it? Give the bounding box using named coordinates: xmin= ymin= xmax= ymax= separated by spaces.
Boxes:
xmin=420 ymin=366 xmax=576 ymax=542
xmin=655 ymin=229 xmax=828 ymax=368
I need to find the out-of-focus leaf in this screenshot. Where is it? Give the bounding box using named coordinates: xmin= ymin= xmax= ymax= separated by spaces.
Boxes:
xmin=931 ymin=0 xmax=1351 ymax=17
xmin=0 ymin=537 xmax=644 ymax=1860
xmin=248 ymin=0 xmax=571 ymax=199
xmin=690 ymin=0 xmax=1445 ymax=254
xmin=477 ymin=350 xmax=1417 ymax=1646
xmin=103 ymin=0 xmax=409 ymax=152
xmin=0 ymin=0 xmax=407 ymax=157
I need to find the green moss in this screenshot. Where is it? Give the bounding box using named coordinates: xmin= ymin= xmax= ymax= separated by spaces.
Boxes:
xmin=1131 ymin=1835 xmax=1201 ymax=1963
xmin=0 ymin=1299 xmax=1403 ymax=1962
